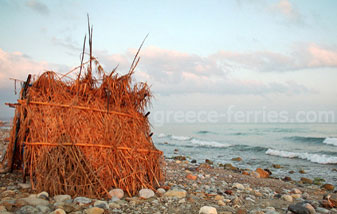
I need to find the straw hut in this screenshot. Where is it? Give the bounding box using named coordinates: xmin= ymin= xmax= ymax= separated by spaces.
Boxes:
xmin=0 ymin=21 xmax=164 ymax=198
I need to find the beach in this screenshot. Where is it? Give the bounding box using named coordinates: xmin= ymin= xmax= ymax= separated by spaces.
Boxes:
xmin=0 ymin=157 xmax=336 ymax=214
xmin=1 ymin=126 xmax=337 ymax=213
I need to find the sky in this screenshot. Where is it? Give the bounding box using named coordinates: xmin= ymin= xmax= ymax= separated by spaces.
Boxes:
xmin=0 ymin=0 xmax=337 ymax=123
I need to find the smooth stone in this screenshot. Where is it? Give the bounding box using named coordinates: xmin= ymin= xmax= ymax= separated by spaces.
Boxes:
xmin=281 ymin=195 xmax=293 ymax=202
xmin=84 ymin=207 xmax=104 ymax=214
xmin=94 ymin=200 xmax=108 ymax=209
xmin=232 ymin=183 xmax=245 ymax=190
xmin=22 ymin=195 xmax=49 ymax=206
xmin=37 ymin=191 xmax=49 ymax=200
xmin=139 ymin=188 xmax=155 ymax=199
xmin=256 ymin=168 xmax=269 ymax=178
xmin=300 ymin=178 xmax=313 ymax=184
xmin=288 ymin=202 xmax=316 ymax=214
xmin=50 ymin=208 xmax=66 ymax=214
xmin=232 ymin=157 xmax=242 ymax=162
xmin=316 ymin=207 xmax=329 ymax=214
xmin=291 ymin=194 xmax=302 ymax=199
xmin=251 ymin=171 xmax=260 ymax=178
xmin=272 ymin=164 xmax=281 ymax=169
xmin=18 ymin=183 xmax=31 ymax=189
xmin=156 ymin=188 xmax=166 ymax=195
xmin=291 ymin=188 xmax=302 ymax=194
xmin=164 ymin=189 xmax=187 ymax=198
xmin=74 ymin=196 xmax=92 ymax=205
xmin=109 ymin=197 xmax=120 ymax=202
xmin=199 ymin=206 xmax=217 ymax=214
xmin=54 ymin=195 xmax=71 ymax=203
xmin=108 ymin=202 xmax=121 ymax=209
xmin=321 ymin=184 xmax=334 ymax=191
xmin=36 ymin=205 xmax=51 ymax=213
xmin=16 ymin=205 xmax=40 ymax=214
xmin=108 ymin=189 xmax=124 ymax=199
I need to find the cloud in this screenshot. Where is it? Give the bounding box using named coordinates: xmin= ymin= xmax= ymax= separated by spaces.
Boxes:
xmin=213 ymin=43 xmax=337 ymax=72
xmin=271 ymin=0 xmax=303 ymax=23
xmin=95 ymin=46 xmax=312 ymax=96
xmin=0 ymin=48 xmax=68 ymax=89
xmin=25 ymin=0 xmax=50 ymax=15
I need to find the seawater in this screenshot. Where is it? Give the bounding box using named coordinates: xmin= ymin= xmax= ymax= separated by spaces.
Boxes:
xmin=152 ymin=123 xmax=337 ymax=186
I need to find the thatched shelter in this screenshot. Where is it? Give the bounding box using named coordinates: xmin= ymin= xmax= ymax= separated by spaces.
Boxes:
xmin=0 ymin=20 xmax=164 ymax=198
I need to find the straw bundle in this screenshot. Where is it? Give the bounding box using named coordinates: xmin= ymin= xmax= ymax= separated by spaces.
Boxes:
xmin=1 ymin=20 xmax=164 ymax=198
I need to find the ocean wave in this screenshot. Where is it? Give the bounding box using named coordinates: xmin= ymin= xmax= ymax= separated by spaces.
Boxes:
xmin=323 ymin=137 xmax=337 ymax=147
xmin=285 ymin=136 xmax=325 ymax=143
xmin=197 ymin=130 xmax=217 ymax=135
xmin=233 ymin=145 xmax=268 ymax=152
xmin=266 ymin=149 xmax=337 ymax=164
xmin=190 ymin=139 xmax=231 ymax=148
xmin=171 ymin=135 xmax=192 ymax=141
xmin=157 ymin=133 xmax=168 ymax=138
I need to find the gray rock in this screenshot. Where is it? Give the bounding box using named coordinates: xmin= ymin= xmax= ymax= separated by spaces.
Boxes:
xmin=108 ymin=202 xmax=121 ymax=209
xmin=36 ymin=205 xmax=51 ymax=214
xmin=22 ymin=195 xmax=49 ymax=206
xmin=37 ymin=191 xmax=49 ymax=200
xmin=232 ymin=183 xmax=244 ymax=190
xmin=94 ymin=200 xmax=108 ymax=209
xmin=73 ymin=196 xmax=91 ymax=206
xmin=316 ymin=207 xmax=329 ymax=214
xmin=288 ymin=202 xmax=316 ymax=214
xmin=16 ymin=205 xmax=40 ymax=214
xmin=18 ymin=183 xmax=31 ymax=189
xmin=53 ymin=195 xmax=71 ymax=203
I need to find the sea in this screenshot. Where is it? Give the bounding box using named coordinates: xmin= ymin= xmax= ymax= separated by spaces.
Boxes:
xmin=152 ymin=123 xmax=337 ymax=186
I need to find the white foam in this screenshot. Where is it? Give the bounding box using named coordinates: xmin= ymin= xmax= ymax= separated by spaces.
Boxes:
xmin=266 ymin=149 xmax=337 ymax=164
xmin=171 ymin=135 xmax=192 ymax=141
xmin=323 ymin=137 xmax=337 ymax=147
xmin=157 ymin=133 xmax=168 ymax=138
xmin=190 ymin=139 xmax=231 ymax=148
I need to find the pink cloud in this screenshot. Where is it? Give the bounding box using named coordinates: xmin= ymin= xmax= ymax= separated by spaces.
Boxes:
xmin=0 ymin=48 xmax=50 ymax=88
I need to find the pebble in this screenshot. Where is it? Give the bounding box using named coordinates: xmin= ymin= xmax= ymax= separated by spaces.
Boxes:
xmin=109 ymin=188 xmax=124 ymax=199
xmin=50 ymin=208 xmax=66 ymax=214
xmin=186 ymin=174 xmax=197 ymax=180
xmin=251 ymin=171 xmax=260 ymax=178
xmin=94 ymin=200 xmax=108 ymax=209
xmin=156 ymin=188 xmax=166 ymax=195
xmin=291 ymin=194 xmax=302 ymax=199
xmin=199 ymin=206 xmax=217 ymax=214
xmin=316 ymin=207 xmax=329 ymax=214
xmin=164 ymin=189 xmax=187 ymax=198
xmin=109 ymin=202 xmax=121 ymax=209
xmin=256 ymin=168 xmax=269 ymax=178
xmin=281 ymin=195 xmax=293 ymax=202
xmin=18 ymin=183 xmax=31 ymax=189
xmin=84 ymin=207 xmax=104 ymax=214
xmin=74 ymin=196 xmax=92 ymax=205
xmin=17 ymin=205 xmax=40 ymax=214
xmin=36 ymin=205 xmax=51 ymax=213
xmin=321 ymin=183 xmax=334 ymax=191
xmin=291 ymin=188 xmax=302 ymax=194
xmin=288 ymin=202 xmax=316 ymax=214
xmin=54 ymin=195 xmax=71 ymax=203
xmin=232 ymin=157 xmax=242 ymax=161
xmin=22 ymin=195 xmax=49 ymax=206
xmin=37 ymin=191 xmax=49 ymax=200
xmin=232 ymin=183 xmax=245 ymax=190
xmin=300 ymin=177 xmax=313 ymax=184
xmin=139 ymin=188 xmax=155 ymax=199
